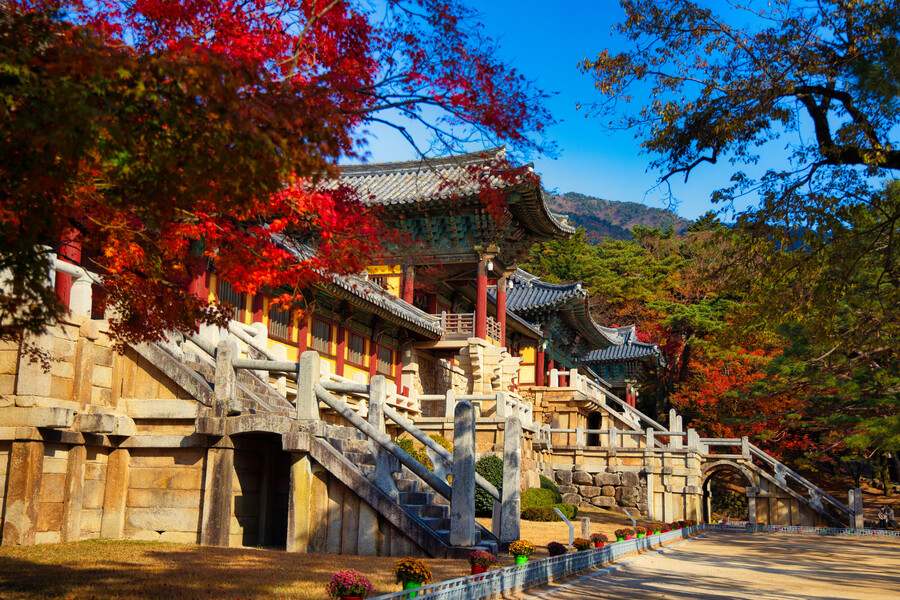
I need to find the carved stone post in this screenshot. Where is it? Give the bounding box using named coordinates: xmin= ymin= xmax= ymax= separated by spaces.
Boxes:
xmin=214 ymin=339 xmax=237 ymax=417
xmin=500 ymin=416 xmax=522 ymax=543
xmin=450 ymin=400 xmax=476 ymax=546
xmin=296 ymin=350 xmax=321 ymax=421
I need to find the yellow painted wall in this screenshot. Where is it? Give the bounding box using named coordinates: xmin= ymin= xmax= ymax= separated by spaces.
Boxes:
xmin=520 ymin=365 xmax=535 ymax=384
xmin=521 ymin=346 xmax=536 ymax=363
xmin=367 ymin=264 xmax=402 ymax=297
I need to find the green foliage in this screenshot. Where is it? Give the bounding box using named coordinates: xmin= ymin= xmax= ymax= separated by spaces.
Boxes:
xmin=551 ymin=503 xmax=577 ymax=520
xmin=475 ymin=454 xmax=503 ymax=516
xmin=539 ymin=475 xmax=562 ymax=503
xmin=520 ymin=488 xmax=556 ymax=511
xmin=520 ymin=507 xmax=556 ymax=521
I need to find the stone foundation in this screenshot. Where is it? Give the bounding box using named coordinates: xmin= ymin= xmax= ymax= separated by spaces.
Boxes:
xmin=554 ymin=468 xmax=648 ymax=515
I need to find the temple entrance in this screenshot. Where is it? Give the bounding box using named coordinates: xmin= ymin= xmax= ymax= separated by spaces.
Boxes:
xmin=701 ymin=462 xmax=754 ymax=524
xmin=232 ymin=434 xmax=291 ymax=548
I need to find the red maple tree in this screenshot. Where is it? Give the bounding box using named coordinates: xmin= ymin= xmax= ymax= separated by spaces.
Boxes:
xmin=1 ymin=0 xmax=553 ymax=344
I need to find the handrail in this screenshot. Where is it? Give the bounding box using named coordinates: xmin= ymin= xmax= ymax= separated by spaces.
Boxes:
xmin=383 ymin=404 xmax=501 ymax=502
xmin=314 ymin=384 xmax=453 ymax=500
xmin=748 ymin=444 xmax=851 ymax=515
xmin=228 ymin=321 xmax=279 ymax=361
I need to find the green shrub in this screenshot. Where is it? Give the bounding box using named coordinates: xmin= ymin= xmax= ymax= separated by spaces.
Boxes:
xmin=475 ymin=454 xmax=503 ymax=516
xmin=539 ymin=475 xmax=562 ymax=503
xmin=521 ymin=507 xmax=556 ymax=521
xmin=551 ymin=503 xmax=577 ymax=520
xmin=397 ymin=437 xmax=416 ymax=458
xmin=521 ymin=487 xmax=556 ymax=510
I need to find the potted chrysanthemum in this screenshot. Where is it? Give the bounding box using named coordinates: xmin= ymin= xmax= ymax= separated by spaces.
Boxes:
xmin=393 ymin=557 xmax=432 ymax=595
xmin=547 ymin=541 xmax=568 ymax=556
xmin=325 ymin=570 xmax=373 ymax=600
xmin=468 ymin=550 xmax=498 ymax=575
xmin=573 ymin=537 xmax=592 ymax=551
xmin=509 ymin=540 xmax=536 ymax=565
xmin=614 ymin=527 xmax=635 ymax=541
xmin=590 ymin=533 xmax=608 ymax=548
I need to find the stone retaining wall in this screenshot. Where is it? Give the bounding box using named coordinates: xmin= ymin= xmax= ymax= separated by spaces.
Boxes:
xmin=554 ymin=468 xmax=648 ymax=514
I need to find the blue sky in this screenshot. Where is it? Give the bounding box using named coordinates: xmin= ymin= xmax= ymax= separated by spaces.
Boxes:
xmin=352 ymin=1 xmax=756 ymax=221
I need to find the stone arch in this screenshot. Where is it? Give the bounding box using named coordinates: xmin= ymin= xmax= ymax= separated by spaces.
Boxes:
xmin=700 ymin=460 xmax=757 ymax=524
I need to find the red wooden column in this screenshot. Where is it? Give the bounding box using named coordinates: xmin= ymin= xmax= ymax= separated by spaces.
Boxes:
xmin=368 ymin=338 xmax=378 ymax=378
xmin=402 ymin=265 xmax=415 ymax=304
xmin=475 ymin=258 xmax=488 ymax=339
xmin=496 ymin=274 xmax=508 ymax=345
xmin=250 ymin=295 xmax=265 ymax=324
xmin=536 ymin=346 xmax=546 ymax=387
xmin=297 ymin=314 xmax=308 ymax=352
xmin=188 ymin=256 xmax=210 ymax=300
xmin=335 ymin=325 xmax=345 ymax=377
xmin=55 ymin=230 xmax=82 ymax=307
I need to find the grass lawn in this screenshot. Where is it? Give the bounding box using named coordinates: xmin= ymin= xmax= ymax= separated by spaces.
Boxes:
xmin=0 ymin=508 xmax=644 ymax=599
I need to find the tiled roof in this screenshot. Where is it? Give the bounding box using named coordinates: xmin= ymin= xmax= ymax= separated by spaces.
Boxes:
xmin=275 ymin=238 xmax=442 ymax=337
xmin=335 ymin=147 xmax=575 ymax=237
xmin=583 ymin=341 xmax=660 ymax=364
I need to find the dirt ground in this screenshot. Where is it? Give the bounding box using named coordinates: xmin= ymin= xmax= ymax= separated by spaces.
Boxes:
xmin=514 ymin=531 xmax=900 ymax=600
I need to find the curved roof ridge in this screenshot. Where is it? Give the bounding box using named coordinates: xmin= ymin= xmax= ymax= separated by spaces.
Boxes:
xmin=339 ymin=146 xmax=506 ymax=177
xmin=510 ymin=268 xmax=584 ymax=292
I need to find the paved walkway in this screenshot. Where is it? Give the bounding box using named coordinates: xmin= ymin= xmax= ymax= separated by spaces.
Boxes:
xmin=516 ymin=531 xmax=900 ymax=600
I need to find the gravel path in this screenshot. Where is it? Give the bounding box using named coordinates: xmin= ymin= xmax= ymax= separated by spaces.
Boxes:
xmin=516 ymin=531 xmax=900 ymax=600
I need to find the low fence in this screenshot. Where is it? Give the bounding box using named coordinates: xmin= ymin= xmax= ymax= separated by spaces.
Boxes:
xmin=711 ymin=523 xmax=900 ymax=537
xmin=368 ymin=526 xmax=702 ymax=600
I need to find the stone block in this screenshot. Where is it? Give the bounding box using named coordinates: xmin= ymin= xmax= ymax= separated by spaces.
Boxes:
xmin=622 ymin=471 xmax=640 ymax=487
xmin=37 ymin=502 xmax=64 ymax=531
xmin=0 ymin=373 xmax=15 ymax=395
xmin=34 ymin=531 xmax=61 ymax=544
xmin=80 ymin=508 xmax=103 ymax=533
xmin=49 ymin=376 xmax=75 ymax=401
xmin=594 ymin=472 xmax=620 ymax=486
xmin=558 ymin=485 xmax=578 ymax=495
xmin=39 ymin=473 xmax=67 ymax=503
xmin=615 ymin=486 xmax=640 ymax=507
xmin=92 ymin=365 xmax=113 ymax=389
xmin=554 ymin=469 xmax=573 ymax=485
xmin=127 ymin=507 xmax=200 ymax=532
xmin=561 ymin=492 xmax=581 ymax=505
xmin=573 ymin=470 xmax=593 ymax=485
xmin=50 ymin=359 xmax=75 ymax=379
xmin=602 ymin=485 xmax=616 ymax=497
xmin=579 ymin=485 xmax=602 ymax=499
xmin=82 ymin=481 xmax=106 ymax=509
xmin=127 ymin=488 xmax=201 ymax=509
xmin=128 ymin=467 xmax=203 ymax=491
xmin=125 ymin=530 xmax=161 ymax=541
xmin=159 ymin=531 xmax=197 ymax=544
xmin=591 ymin=496 xmax=616 ymax=508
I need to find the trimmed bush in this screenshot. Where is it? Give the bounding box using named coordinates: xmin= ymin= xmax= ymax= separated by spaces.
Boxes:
xmin=539 ymin=474 xmax=562 ymax=503
xmin=521 ymin=507 xmax=556 ymax=521
xmin=521 ymin=487 xmax=556 ymax=510
xmin=475 ymin=454 xmax=503 ymax=516
xmin=551 ymin=503 xmax=577 ymax=520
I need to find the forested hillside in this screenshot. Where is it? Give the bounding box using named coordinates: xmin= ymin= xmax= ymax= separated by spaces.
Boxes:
xmin=546 ymin=191 xmax=693 ymax=241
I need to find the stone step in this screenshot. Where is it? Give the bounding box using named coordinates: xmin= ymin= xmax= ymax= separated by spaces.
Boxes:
xmin=399 ymin=491 xmax=432 ymax=505
xmin=345 ymin=451 xmax=376 ymax=466
xmin=394 ymin=478 xmax=419 ymax=493
xmin=435 ymin=528 xmax=482 ymax=545
xmin=401 ymin=503 xmax=448 ymax=519
xmin=419 ymin=516 xmax=451 ymax=531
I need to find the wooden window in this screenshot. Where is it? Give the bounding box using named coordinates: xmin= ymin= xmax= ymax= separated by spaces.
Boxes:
xmin=371 ymin=276 xmax=386 ymax=288
xmin=347 ymin=332 xmax=366 ymax=366
xmin=217 ymin=279 xmax=244 ymax=321
xmin=376 ymin=345 xmax=393 ymax=376
xmin=310 ymin=318 xmax=332 ymax=354
xmin=268 ymin=304 xmax=293 ymax=343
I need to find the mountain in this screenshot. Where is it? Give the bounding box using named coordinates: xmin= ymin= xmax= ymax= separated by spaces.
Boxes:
xmin=546 ymin=192 xmax=694 ymax=241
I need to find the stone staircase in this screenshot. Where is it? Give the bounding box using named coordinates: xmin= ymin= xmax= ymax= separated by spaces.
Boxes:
xmin=324 ymin=433 xmax=498 ymax=555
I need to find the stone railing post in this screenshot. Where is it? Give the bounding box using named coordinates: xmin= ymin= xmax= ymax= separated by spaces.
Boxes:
xmin=575 ymin=426 xmax=584 ymax=448
xmin=271 ymin=344 xmax=288 ymax=396
xmin=495 ymin=391 xmax=509 ymax=419
xmin=450 ymin=399 xmax=476 ymax=546
xmin=214 ymin=339 xmax=237 ymax=417
xmin=741 ymin=436 xmax=750 ymax=458
xmin=296 ymin=351 xmax=321 ymax=421
xmin=368 ymin=375 xmax=399 ymax=500
xmin=500 ymin=416 xmax=522 ymax=543
xmin=687 ymin=428 xmax=700 ymax=451
xmin=443 ymin=389 xmax=457 ymax=420
xmin=849 ymin=488 xmax=864 ymax=529
xmin=646 ymin=427 xmax=655 ymax=449
xmin=69 ymin=275 xmax=93 ymax=317
xmin=580 ymin=516 xmax=591 ymax=539
xmin=609 ymin=426 xmax=618 ymax=449
xmin=549 ymin=369 xmax=559 ymax=387
xmin=569 ymin=368 xmax=579 ymax=391
xmin=672 ymin=414 xmax=683 ymax=449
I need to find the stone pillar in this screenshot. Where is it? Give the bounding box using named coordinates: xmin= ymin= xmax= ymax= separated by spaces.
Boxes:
xmin=450 ymin=400 xmax=476 ymax=546
xmin=580 ymin=517 xmax=591 ymax=539
xmin=214 ymin=339 xmax=237 ymax=417
xmin=646 ymin=469 xmax=656 ymax=520
xmin=61 ymin=444 xmax=86 ymax=542
xmin=500 ymin=416 xmax=522 ymax=543
xmin=549 ymin=369 xmax=559 ymax=387
xmin=475 ymin=259 xmax=488 ymax=340
xmin=575 ymin=426 xmax=584 ymax=447
xmin=443 ymin=389 xmax=457 ymax=420
xmin=69 ymin=276 xmax=93 ymax=318
xmin=200 ymin=438 xmax=235 ymax=546
xmin=1 ymin=440 xmax=44 ymax=546
xmin=747 ymin=488 xmax=758 ymax=526
xmin=369 ymin=375 xmax=399 ymax=500
xmin=609 ymin=426 xmax=618 ymax=448
xmin=495 ymin=391 xmax=508 ymax=419
xmin=286 ymin=453 xmax=313 ymax=552
xmin=100 ymin=447 xmax=129 ymax=540
xmin=496 ymin=275 xmax=508 ymax=344
xmin=296 ymin=351 xmax=321 ymax=421
xmin=849 ymin=488 xmax=864 ymax=529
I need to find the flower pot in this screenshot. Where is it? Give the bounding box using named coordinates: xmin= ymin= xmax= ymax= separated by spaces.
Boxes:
xmin=514 ymin=555 xmax=528 ymax=565
xmin=342 ymin=597 xmax=362 ymax=600
xmin=471 ymin=565 xmax=486 ymax=575
xmin=594 ymin=542 xmax=604 ymax=548
xmin=637 ymin=533 xmax=645 ymax=538
xmin=625 ymin=535 xmax=633 ymax=540
xmin=654 ymin=531 xmax=661 ymax=535
xmin=402 ymin=581 xmax=421 ymax=599
xmin=616 ymin=537 xmax=624 ymax=542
